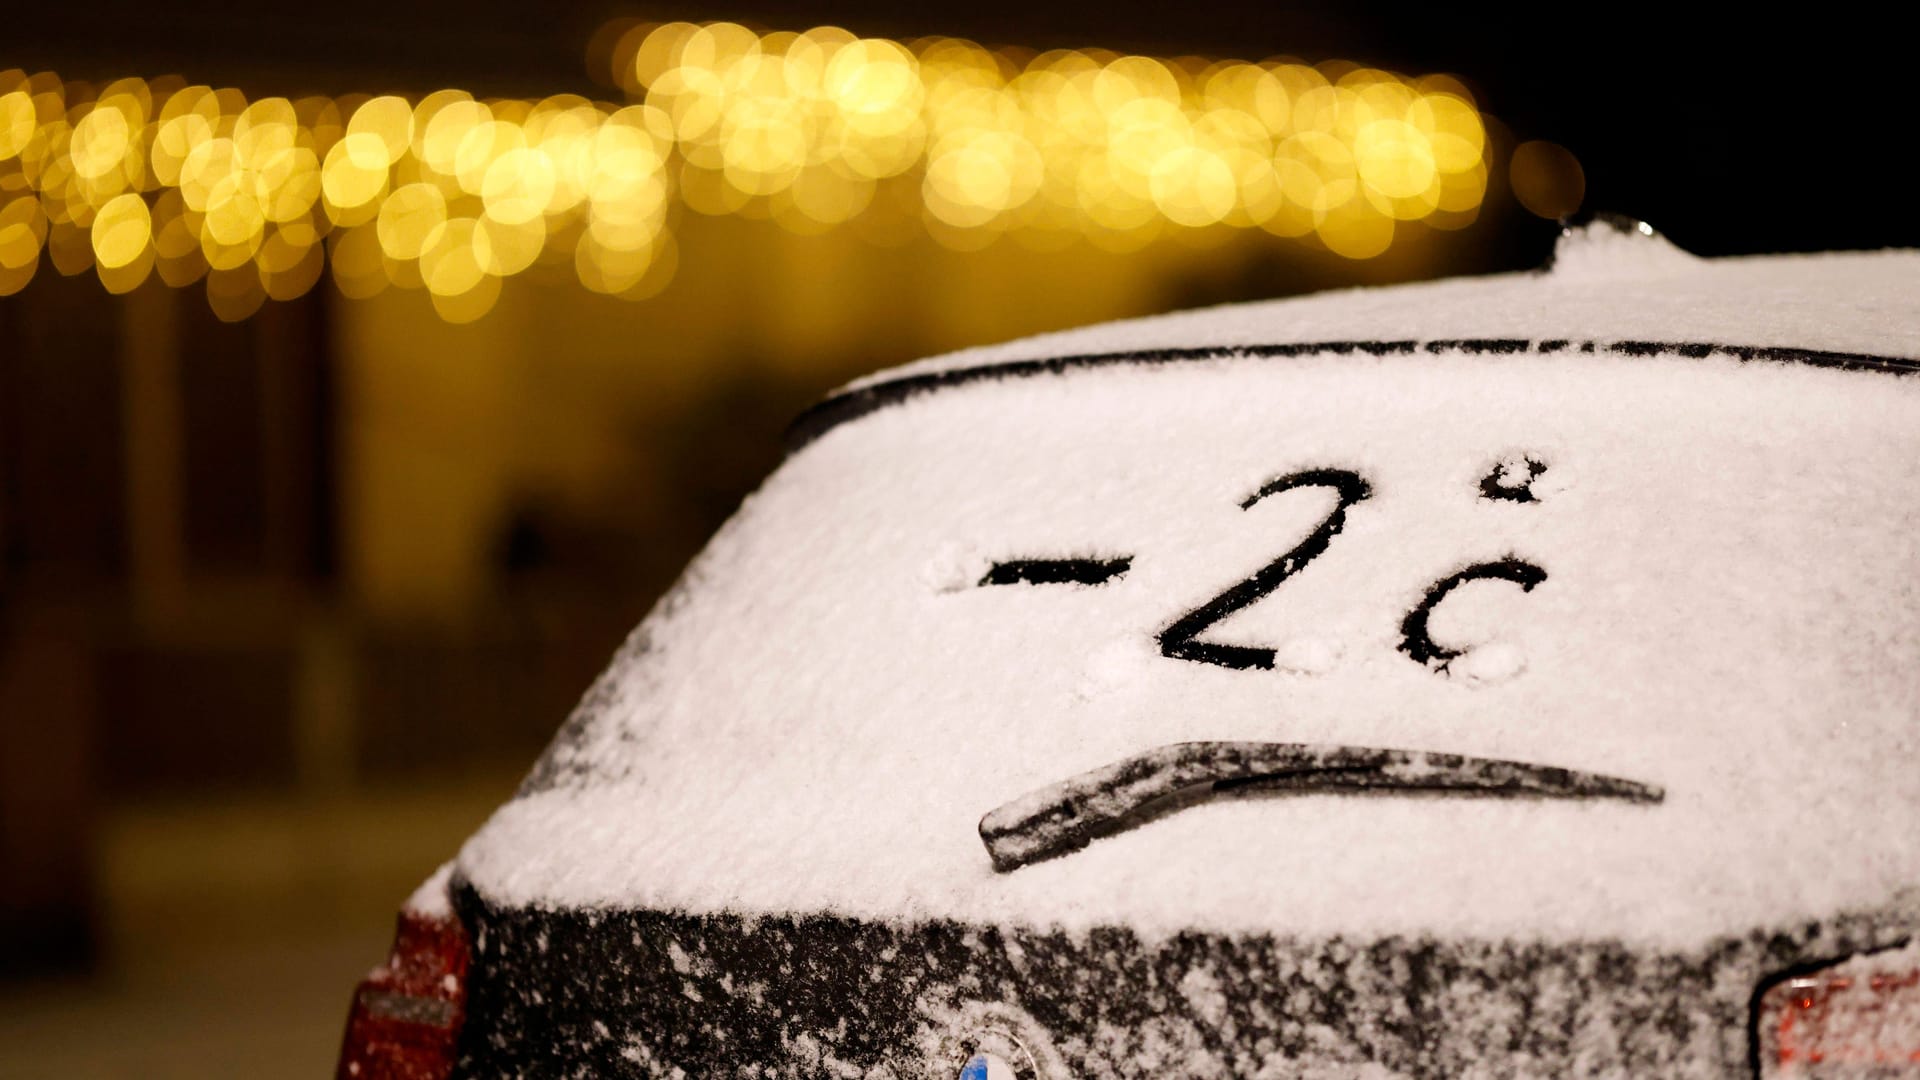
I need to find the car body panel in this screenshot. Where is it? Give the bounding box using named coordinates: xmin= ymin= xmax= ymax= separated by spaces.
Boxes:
xmin=387 ymin=228 xmax=1920 ymax=1077
xmin=450 ymin=884 xmax=1916 ymax=1077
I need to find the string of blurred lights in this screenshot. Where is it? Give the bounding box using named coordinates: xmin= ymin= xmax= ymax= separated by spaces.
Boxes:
xmin=0 ymin=21 xmax=1537 ymax=324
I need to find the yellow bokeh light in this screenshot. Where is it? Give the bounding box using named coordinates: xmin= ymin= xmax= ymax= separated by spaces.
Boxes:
xmin=677 ymin=160 xmax=747 ymax=216
xmin=0 ymin=91 xmax=38 ymax=160
xmin=429 ymin=269 xmax=500 ymax=323
xmin=348 ymin=96 xmax=413 ymax=166
xmin=1435 ymin=160 xmax=1487 ymax=215
xmin=203 ymin=175 xmax=266 ymax=246
xmin=90 ymin=191 xmax=150 ymax=267
xmin=453 ymin=119 xmax=522 ymax=195
xmin=476 ymin=211 xmax=545 ymax=276
xmin=784 ymin=165 xmax=873 ymax=225
xmin=828 ymin=40 xmax=923 ymax=136
xmin=633 ymin=23 xmax=699 ymax=88
xmin=0 ymin=196 xmax=49 ymax=270
xmin=576 ymin=227 xmax=675 ymax=299
xmin=327 ymin=222 xmax=387 ymax=299
xmin=150 ymin=189 xmax=207 ymax=286
xmin=0 ymin=262 xmax=35 ymax=297
xmin=1353 ymin=118 xmax=1437 ymax=201
xmin=322 ymin=132 xmax=390 ymax=212
xmin=206 ymin=264 xmax=266 ymax=322
xmin=69 ymin=105 xmax=131 ymax=181
xmin=481 ymin=147 xmax=557 ymax=224
xmin=96 ymin=241 xmax=154 ymax=294
xmin=201 ymin=224 xmax=262 ymax=271
xmin=177 ymin=136 xmax=236 ymax=211
xmin=1149 ymin=146 xmax=1236 ymax=227
xmin=258 ymin=229 xmax=325 ymax=301
xmin=1316 ymin=197 xmax=1395 ymax=258
xmin=924 ymin=143 xmax=1013 ymax=227
xmin=0 ymin=27 xmax=1505 ymax=317
xmin=151 ymin=111 xmax=213 ymax=187
xmin=1510 ymin=139 xmax=1586 ymax=219
xmin=422 ymin=99 xmax=492 ymax=177
xmin=260 ymin=147 xmax=321 ymax=222
xmin=377 ymin=182 xmax=447 ymax=260
xmin=419 ymin=215 xmax=487 ymax=296
xmin=46 ymin=217 xmax=96 ymax=276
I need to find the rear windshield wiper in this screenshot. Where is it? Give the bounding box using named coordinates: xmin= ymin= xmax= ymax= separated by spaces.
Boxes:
xmin=979 ymin=741 xmax=1664 ymax=872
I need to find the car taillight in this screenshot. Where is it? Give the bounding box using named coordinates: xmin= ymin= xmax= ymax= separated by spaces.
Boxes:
xmin=1756 ymin=941 xmax=1920 ymax=1076
xmin=335 ymin=903 xmax=471 ymax=1080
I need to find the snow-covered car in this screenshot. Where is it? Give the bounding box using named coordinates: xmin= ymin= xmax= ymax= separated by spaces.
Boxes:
xmin=337 ymin=220 xmax=1920 ymax=1079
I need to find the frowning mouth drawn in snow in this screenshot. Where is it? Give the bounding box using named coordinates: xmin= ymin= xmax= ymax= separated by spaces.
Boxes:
xmin=973 ymin=458 xmax=1664 ymax=872
xmin=979 ymin=741 xmax=1665 ymax=872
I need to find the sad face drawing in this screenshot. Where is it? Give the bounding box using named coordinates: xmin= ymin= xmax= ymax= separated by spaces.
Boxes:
xmin=974 ymin=456 xmax=1663 ymax=873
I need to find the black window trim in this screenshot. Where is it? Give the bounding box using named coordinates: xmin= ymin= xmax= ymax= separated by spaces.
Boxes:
xmin=786 ymin=338 xmax=1920 ymax=452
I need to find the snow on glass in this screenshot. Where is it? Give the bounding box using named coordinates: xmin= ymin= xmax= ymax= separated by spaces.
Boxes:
xmin=434 ymin=228 xmax=1920 ymax=1076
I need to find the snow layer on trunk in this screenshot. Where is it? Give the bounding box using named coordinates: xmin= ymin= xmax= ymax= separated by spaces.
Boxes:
xmin=457 ymin=238 xmax=1920 ymax=950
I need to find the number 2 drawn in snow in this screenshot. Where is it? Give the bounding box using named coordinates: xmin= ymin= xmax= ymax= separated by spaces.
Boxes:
xmin=979 ymin=462 xmax=1552 ymax=676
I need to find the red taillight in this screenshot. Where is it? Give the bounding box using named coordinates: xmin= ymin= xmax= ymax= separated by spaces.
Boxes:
xmin=1757 ymin=942 xmax=1920 ymax=1076
xmin=335 ymin=904 xmax=471 ymax=1080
